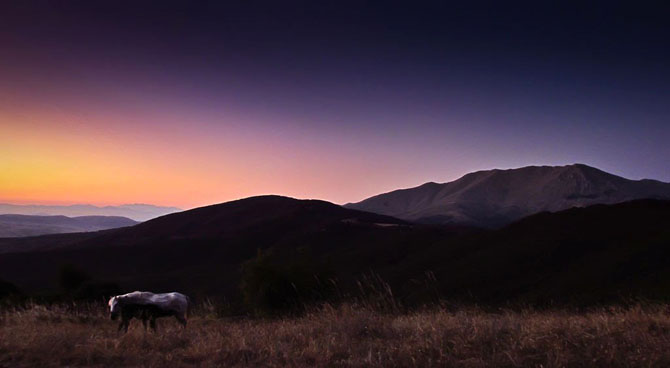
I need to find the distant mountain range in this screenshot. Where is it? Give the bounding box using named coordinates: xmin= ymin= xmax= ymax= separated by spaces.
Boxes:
xmin=0 ymin=215 xmax=137 ymax=238
xmin=0 ymin=203 xmax=181 ymax=222
xmin=346 ymin=164 xmax=670 ymax=227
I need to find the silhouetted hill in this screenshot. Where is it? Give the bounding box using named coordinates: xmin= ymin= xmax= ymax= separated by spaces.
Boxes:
xmin=0 ymin=196 xmax=456 ymax=297
xmin=0 ymin=196 xmax=668 ymax=307
xmin=393 ymin=199 xmax=670 ymax=305
xmin=125 ymin=195 xmax=407 ymax=238
xmin=346 ymin=164 xmax=670 ymax=227
xmin=0 ymin=215 xmax=138 ymax=238
xmin=0 ymin=203 xmax=181 ymax=222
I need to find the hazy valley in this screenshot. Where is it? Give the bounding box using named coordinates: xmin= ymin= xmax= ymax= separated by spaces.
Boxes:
xmin=0 ymin=214 xmax=137 ymax=238
xmin=0 ymin=203 xmax=181 ymax=222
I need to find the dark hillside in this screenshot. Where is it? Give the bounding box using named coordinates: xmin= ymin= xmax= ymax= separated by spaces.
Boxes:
xmin=0 ymin=196 xmax=458 ymax=300
xmin=396 ymin=199 xmax=670 ymax=305
xmin=0 ymin=196 xmax=668 ymax=308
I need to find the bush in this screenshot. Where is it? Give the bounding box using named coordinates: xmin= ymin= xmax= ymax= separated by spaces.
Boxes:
xmin=0 ymin=278 xmax=20 ymax=300
xmin=240 ymin=250 xmax=333 ymax=315
xmin=57 ymin=264 xmax=121 ymax=302
xmin=59 ymin=264 xmax=91 ymax=292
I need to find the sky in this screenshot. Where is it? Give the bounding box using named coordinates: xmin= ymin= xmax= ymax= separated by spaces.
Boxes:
xmin=1 ymin=1 xmax=668 ymax=209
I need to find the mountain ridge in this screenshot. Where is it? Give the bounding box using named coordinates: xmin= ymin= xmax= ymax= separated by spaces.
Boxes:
xmin=345 ymin=164 xmax=670 ymax=227
xmin=0 ymin=203 xmax=182 ymax=222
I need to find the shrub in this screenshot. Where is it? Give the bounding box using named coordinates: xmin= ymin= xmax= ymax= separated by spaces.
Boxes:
xmin=59 ymin=264 xmax=91 ymax=292
xmin=240 ymin=250 xmax=333 ymax=315
xmin=0 ymin=278 xmax=20 ymax=300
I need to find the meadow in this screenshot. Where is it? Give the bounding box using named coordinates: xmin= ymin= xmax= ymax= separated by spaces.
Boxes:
xmin=2 ymin=302 xmax=670 ymax=367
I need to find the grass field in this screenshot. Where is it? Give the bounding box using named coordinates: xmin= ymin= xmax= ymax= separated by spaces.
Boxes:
xmin=2 ymin=303 xmax=670 ymax=367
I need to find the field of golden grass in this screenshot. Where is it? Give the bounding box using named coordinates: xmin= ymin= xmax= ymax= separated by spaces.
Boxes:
xmin=2 ymin=303 xmax=670 ymax=367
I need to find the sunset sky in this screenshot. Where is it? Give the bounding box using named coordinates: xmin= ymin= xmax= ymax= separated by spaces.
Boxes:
xmin=1 ymin=1 xmax=668 ymax=209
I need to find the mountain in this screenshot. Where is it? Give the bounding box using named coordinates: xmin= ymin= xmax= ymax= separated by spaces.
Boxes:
xmin=0 ymin=215 xmax=138 ymax=238
xmin=395 ymin=199 xmax=670 ymax=305
xmin=0 ymin=196 xmax=457 ymax=297
xmin=0 ymin=195 xmax=668 ymax=308
xmin=0 ymin=203 xmax=182 ymax=222
xmin=346 ymin=164 xmax=670 ymax=228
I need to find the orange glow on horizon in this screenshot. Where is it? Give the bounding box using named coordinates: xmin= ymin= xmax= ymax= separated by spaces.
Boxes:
xmin=2 ymin=105 xmax=418 ymax=209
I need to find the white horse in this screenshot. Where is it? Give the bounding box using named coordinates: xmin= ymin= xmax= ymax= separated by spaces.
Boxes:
xmin=108 ymin=291 xmax=191 ymax=332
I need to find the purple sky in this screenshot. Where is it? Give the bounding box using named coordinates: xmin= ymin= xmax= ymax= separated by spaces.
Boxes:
xmin=1 ymin=1 xmax=668 ymax=207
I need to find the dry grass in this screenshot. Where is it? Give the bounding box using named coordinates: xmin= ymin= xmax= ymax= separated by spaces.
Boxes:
xmin=2 ymin=303 xmax=670 ymax=367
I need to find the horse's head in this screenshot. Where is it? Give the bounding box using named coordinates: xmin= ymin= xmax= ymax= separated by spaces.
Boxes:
xmin=108 ymin=296 xmax=121 ymax=320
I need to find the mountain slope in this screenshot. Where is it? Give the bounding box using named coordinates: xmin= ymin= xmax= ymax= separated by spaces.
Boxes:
xmin=0 ymin=196 xmax=456 ymax=296
xmin=0 ymin=203 xmax=181 ymax=222
xmin=0 ymin=196 xmax=668 ymax=307
xmin=346 ymin=164 xmax=670 ymax=227
xmin=396 ymin=199 xmax=670 ymax=305
xmin=0 ymin=215 xmax=138 ymax=238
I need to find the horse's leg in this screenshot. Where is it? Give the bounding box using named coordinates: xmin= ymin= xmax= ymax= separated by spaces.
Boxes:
xmin=150 ymin=317 xmax=157 ymax=332
xmin=176 ymin=314 xmax=187 ymax=328
xmin=123 ymin=319 xmax=130 ymax=333
xmin=117 ymin=320 xmax=125 ymax=332
xmin=142 ymin=318 xmax=148 ymax=331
